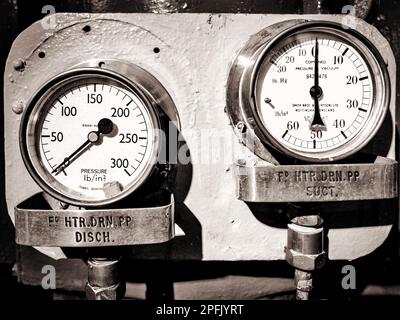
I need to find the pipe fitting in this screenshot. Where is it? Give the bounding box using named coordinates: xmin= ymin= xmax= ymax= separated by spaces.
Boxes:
xmin=285 ymin=247 xmax=327 ymax=271
xmin=285 ymin=216 xmax=327 ymax=271
xmin=86 ymin=257 xmax=125 ymax=300
xmin=85 ymin=282 xmax=125 ymax=300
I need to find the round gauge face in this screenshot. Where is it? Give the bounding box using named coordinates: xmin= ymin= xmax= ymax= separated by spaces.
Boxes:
xmin=252 ymin=25 xmax=388 ymax=161
xmin=22 ymin=70 xmax=160 ymax=206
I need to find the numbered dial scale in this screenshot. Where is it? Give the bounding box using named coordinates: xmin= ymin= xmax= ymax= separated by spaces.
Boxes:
xmin=229 ymin=22 xmax=390 ymax=162
xmin=20 ymin=68 xmax=162 ymax=206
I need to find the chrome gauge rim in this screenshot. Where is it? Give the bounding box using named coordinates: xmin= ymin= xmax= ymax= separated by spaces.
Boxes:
xmin=228 ymin=21 xmax=390 ymax=162
xmin=20 ymin=67 xmax=161 ymax=207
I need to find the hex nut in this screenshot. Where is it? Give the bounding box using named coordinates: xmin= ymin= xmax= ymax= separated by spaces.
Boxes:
xmin=85 ymin=282 xmax=125 ymax=300
xmin=285 ymin=247 xmax=327 ymax=271
xmin=13 ymin=58 xmax=26 ymax=72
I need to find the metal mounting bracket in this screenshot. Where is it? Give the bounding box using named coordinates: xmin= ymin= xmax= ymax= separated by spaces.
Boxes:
xmin=235 ymin=157 xmax=398 ymax=202
xmin=15 ymin=194 xmax=175 ymax=247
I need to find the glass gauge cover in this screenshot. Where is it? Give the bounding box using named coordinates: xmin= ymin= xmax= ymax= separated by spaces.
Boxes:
xmin=20 ymin=69 xmax=160 ymax=206
xmin=232 ymin=22 xmax=390 ymax=162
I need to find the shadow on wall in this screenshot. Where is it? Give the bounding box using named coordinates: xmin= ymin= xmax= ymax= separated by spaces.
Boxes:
xmin=123 ymin=136 xmax=204 ymax=261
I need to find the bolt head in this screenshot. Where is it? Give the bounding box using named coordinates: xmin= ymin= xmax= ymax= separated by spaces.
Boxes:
xmin=13 ymin=58 xmax=26 ymax=72
xmin=236 ymin=121 xmax=246 ymax=133
xmin=12 ymin=102 xmax=24 ymax=114
xmin=60 ymin=202 xmax=69 ymax=210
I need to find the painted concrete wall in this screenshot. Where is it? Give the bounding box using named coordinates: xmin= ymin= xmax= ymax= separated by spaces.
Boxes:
xmin=4 ymin=13 xmax=397 ymax=262
xmin=1 ymin=0 xmax=399 ymax=298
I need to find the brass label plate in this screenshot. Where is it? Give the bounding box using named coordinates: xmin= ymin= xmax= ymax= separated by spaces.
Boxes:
xmin=235 ymin=158 xmax=398 ymax=202
xmin=15 ymin=197 xmax=174 ymax=247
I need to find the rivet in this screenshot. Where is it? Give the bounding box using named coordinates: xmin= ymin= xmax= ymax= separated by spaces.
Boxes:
xmin=236 ymin=121 xmax=246 ymax=133
xmin=12 ymin=101 xmax=24 ymax=114
xmin=13 ymin=58 xmax=26 ymax=72
xmin=60 ymin=202 xmax=69 ymax=209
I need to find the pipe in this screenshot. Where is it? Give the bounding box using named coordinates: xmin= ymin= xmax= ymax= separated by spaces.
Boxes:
xmin=285 ymin=215 xmax=327 ymax=300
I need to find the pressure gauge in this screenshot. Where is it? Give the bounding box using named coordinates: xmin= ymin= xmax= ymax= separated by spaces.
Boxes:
xmin=20 ymin=65 xmax=172 ymax=207
xmin=227 ymin=21 xmax=390 ymax=162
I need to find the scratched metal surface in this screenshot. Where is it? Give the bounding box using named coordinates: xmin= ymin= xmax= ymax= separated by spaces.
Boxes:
xmin=4 ymin=13 xmax=397 ymax=262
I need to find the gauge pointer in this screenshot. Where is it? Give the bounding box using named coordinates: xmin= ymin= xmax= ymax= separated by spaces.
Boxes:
xmin=52 ymin=118 xmax=114 ymax=175
xmin=264 ymin=97 xmax=276 ymax=109
xmin=310 ymin=37 xmax=326 ymax=130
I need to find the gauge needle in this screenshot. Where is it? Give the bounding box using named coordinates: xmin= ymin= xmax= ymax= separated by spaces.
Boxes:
xmin=52 ymin=118 xmax=114 ymax=175
xmin=264 ymin=97 xmax=276 ymax=109
xmin=310 ymin=37 xmax=326 ymax=130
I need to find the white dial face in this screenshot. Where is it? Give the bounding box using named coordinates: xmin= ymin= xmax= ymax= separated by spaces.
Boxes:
xmin=27 ymin=75 xmax=158 ymax=204
xmin=254 ymin=32 xmax=375 ymax=158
